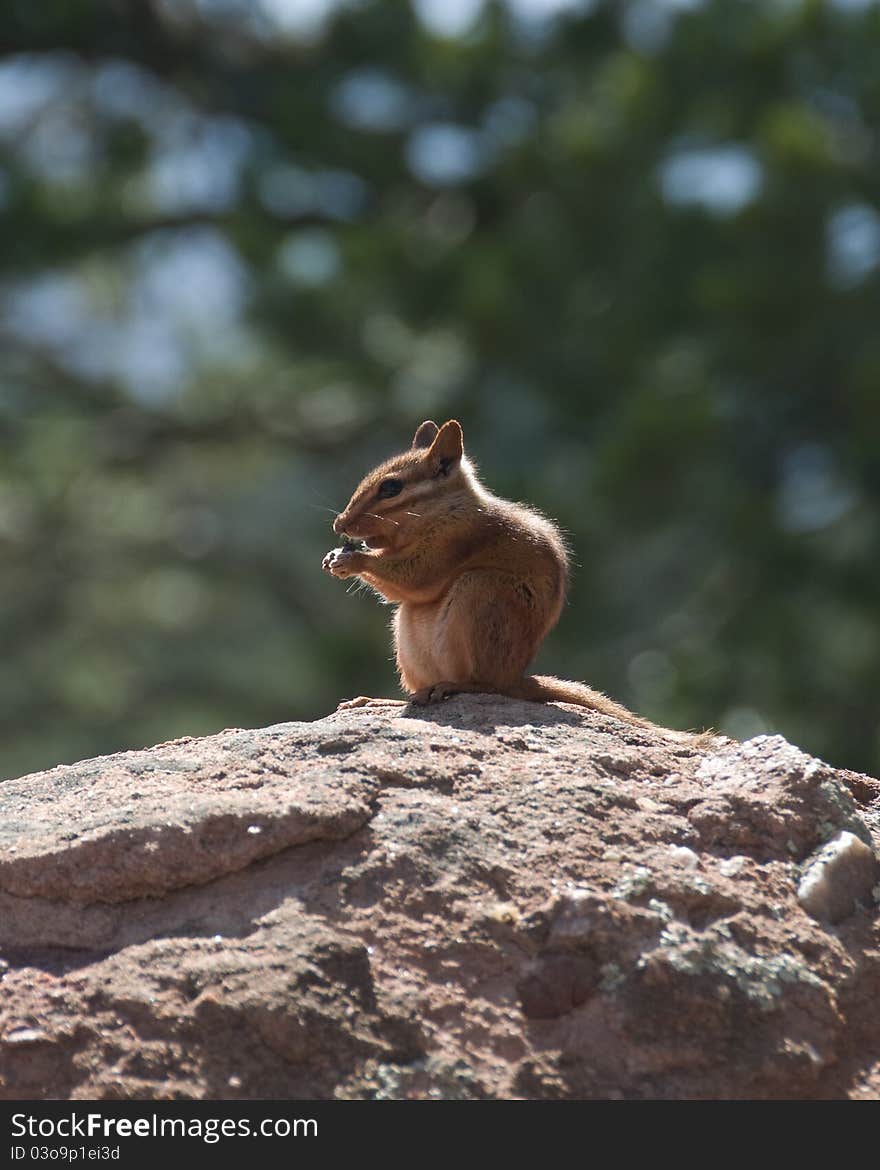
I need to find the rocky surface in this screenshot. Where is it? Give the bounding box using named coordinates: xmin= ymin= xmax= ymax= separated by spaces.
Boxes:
xmin=1 ymin=697 xmax=879 ymax=1100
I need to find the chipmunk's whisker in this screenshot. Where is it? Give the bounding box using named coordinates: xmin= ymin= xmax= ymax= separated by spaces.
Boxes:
xmin=366 ymin=512 xmax=399 ymax=527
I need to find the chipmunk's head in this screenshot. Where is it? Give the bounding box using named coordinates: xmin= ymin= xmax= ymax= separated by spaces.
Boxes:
xmin=333 ymin=419 xmax=472 ymax=552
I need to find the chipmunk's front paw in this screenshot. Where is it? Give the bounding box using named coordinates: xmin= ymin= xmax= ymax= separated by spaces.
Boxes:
xmin=322 ymin=547 xmax=359 ymax=579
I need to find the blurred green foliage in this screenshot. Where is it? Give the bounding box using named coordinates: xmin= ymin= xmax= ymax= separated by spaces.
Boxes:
xmin=2 ymin=0 xmax=879 ymax=781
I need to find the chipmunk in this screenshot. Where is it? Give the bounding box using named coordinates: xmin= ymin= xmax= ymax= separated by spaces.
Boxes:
xmin=322 ymin=419 xmax=711 ymax=744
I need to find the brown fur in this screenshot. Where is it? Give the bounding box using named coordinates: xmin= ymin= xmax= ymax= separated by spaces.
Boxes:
xmin=322 ymin=420 xmax=713 ymax=746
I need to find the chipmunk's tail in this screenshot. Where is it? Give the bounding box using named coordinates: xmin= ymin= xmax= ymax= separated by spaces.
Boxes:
xmin=513 ymin=674 xmax=718 ymax=749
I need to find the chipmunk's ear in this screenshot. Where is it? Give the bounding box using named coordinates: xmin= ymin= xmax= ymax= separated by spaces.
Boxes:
xmin=427 ymin=419 xmax=463 ymax=476
xmin=412 ymin=420 xmax=440 ymax=449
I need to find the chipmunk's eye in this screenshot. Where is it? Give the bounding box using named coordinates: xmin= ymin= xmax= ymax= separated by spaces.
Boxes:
xmin=376 ymin=478 xmax=404 ymax=499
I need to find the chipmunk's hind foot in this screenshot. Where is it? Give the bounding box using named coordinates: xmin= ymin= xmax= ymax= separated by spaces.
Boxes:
xmin=408 ymin=681 xmax=496 ymax=706
xmin=337 ymin=695 xmax=408 ymax=710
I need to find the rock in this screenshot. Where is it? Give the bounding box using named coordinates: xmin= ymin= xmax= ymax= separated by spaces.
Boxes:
xmin=797 ymin=831 xmax=879 ymax=924
xmin=0 ymin=696 xmax=878 ymax=1100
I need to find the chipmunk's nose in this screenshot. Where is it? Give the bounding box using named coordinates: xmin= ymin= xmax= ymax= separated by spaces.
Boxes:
xmin=333 ymin=514 xmax=346 ymax=535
